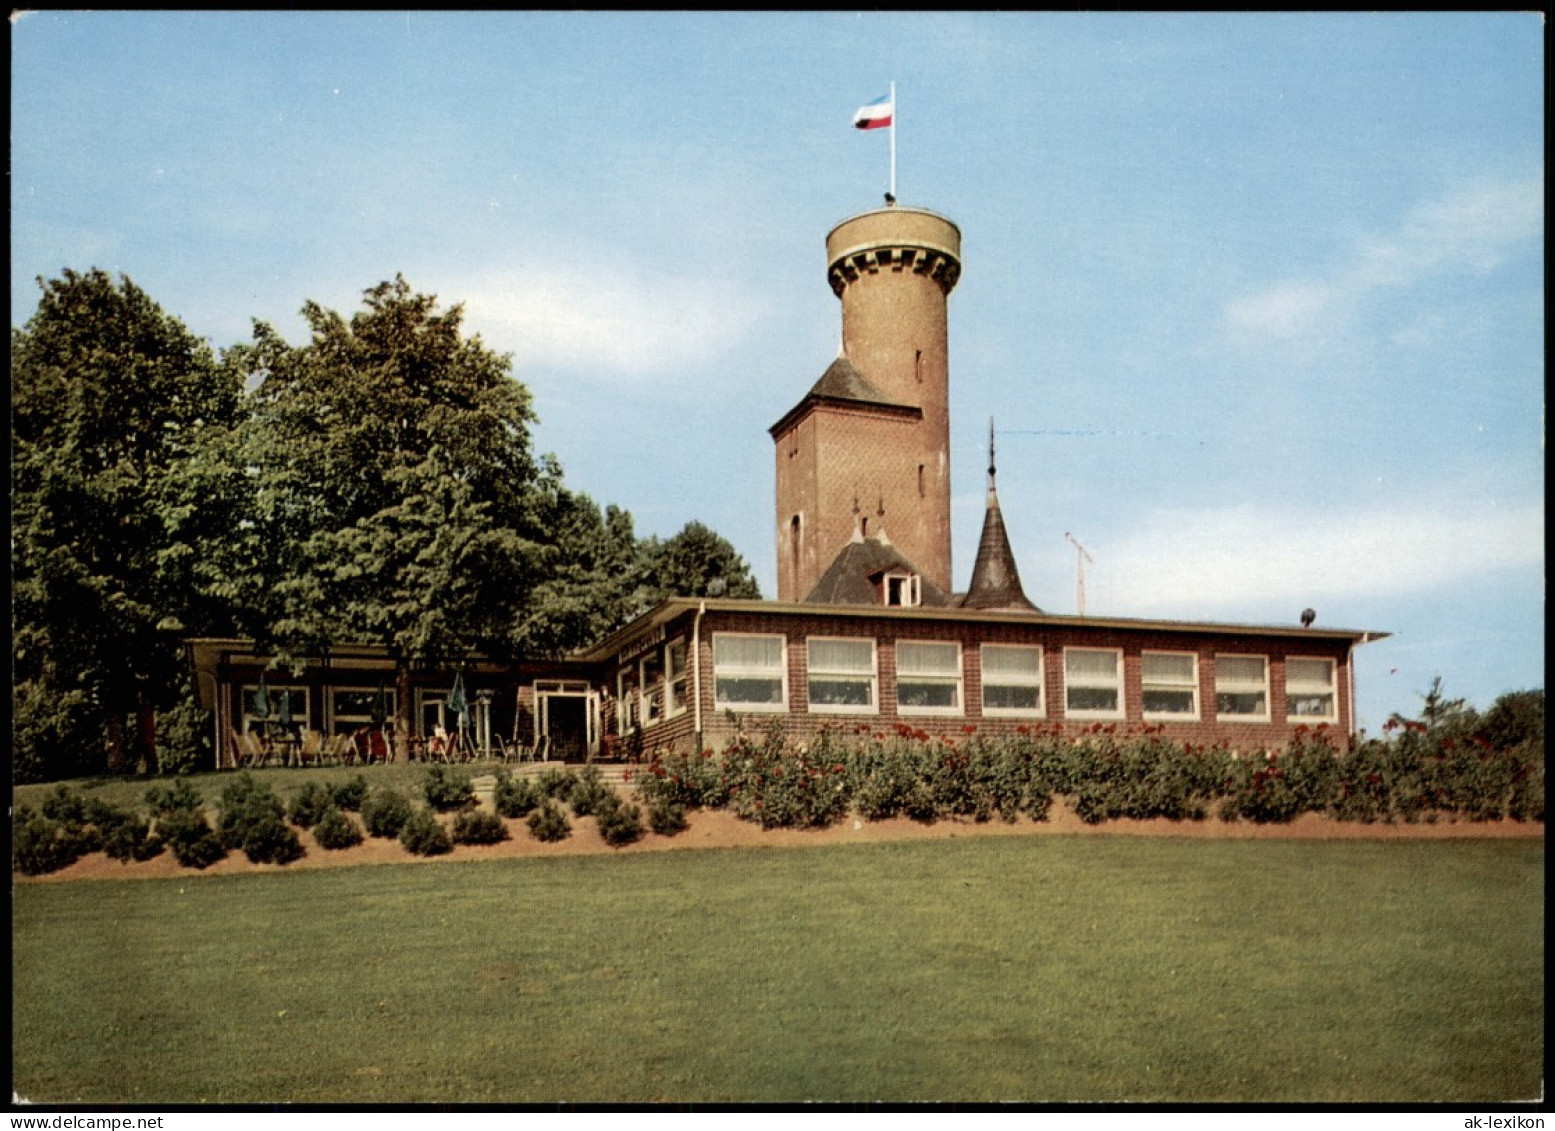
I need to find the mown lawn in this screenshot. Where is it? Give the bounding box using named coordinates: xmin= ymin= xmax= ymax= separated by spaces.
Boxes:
xmin=11 ymin=837 xmax=1543 ymax=1104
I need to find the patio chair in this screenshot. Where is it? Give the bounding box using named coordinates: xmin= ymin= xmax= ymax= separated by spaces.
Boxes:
xmin=226 ymin=727 xmax=249 ymax=770
xmin=296 ymin=729 xmax=324 ymax=768
xmin=323 ymin=733 xmax=350 ymax=765
xmin=240 ymin=730 xmax=269 ymax=768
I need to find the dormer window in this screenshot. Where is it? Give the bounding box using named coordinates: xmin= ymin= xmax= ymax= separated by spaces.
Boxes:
xmin=883 ymin=571 xmax=921 ymax=607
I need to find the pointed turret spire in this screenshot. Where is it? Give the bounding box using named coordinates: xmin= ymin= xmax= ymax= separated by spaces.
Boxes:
xmin=961 ymin=420 xmax=1040 ymax=612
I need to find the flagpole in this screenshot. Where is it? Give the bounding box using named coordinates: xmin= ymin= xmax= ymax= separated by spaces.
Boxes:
xmin=889 ymin=80 xmax=897 ymax=202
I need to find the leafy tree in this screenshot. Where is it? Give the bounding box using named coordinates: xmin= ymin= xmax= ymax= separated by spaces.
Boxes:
xmin=641 ymin=520 xmax=762 ymax=602
xmin=233 ymin=276 xmax=552 ymax=753
xmin=1388 ymin=676 xmax=1478 ymax=738
xmin=12 ymin=270 xmax=240 ymax=779
xmin=1477 ymin=689 xmax=1543 ymax=752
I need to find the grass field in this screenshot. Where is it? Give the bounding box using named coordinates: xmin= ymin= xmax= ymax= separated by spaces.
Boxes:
xmin=11 ymin=836 xmax=1543 ymax=1104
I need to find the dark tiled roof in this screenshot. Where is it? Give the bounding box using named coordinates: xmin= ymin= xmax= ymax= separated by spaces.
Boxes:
xmin=769 ymin=354 xmax=921 ymax=437
xmin=960 ymin=490 xmax=1040 ymax=612
xmin=805 ymin=532 xmax=954 ymax=607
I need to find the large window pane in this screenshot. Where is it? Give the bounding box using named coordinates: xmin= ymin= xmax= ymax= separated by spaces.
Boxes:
xmin=807 ymin=638 xmax=876 ymax=712
xmin=713 ymin=633 xmax=787 ymax=711
xmin=982 ymin=645 xmax=1043 ymax=716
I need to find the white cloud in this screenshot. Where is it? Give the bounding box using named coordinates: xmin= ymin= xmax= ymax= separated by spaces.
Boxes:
xmin=1100 ymin=498 xmax=1544 ymax=616
xmin=450 ymin=265 xmax=764 ymax=382
xmin=1225 ymin=173 xmax=1543 ymax=340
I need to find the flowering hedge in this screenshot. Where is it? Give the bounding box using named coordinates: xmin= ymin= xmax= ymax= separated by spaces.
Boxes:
xmin=631 ymin=722 xmax=1544 ymax=831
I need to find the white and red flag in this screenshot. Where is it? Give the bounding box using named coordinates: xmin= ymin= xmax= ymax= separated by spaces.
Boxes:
xmin=852 ymin=93 xmax=893 ymax=130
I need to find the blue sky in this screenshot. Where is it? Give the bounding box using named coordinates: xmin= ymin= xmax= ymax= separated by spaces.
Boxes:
xmin=12 ymin=12 xmax=1543 ymax=730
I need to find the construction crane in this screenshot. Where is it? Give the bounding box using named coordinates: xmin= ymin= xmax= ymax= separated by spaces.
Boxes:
xmin=1064 ymin=532 xmax=1093 ymax=616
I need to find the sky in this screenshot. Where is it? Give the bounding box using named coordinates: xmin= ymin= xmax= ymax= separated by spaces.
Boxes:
xmin=11 ymin=12 xmax=1544 ymax=731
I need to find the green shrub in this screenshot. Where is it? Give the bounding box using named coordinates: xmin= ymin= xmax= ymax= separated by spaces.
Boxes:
xmin=568 ymin=765 xmax=616 ymax=817
xmin=12 ymin=807 xmax=90 ymax=875
xmin=422 ymin=765 xmax=476 ymax=812
xmin=536 ymin=765 xmax=578 ymax=800
xmin=399 ymin=807 xmax=452 ymax=856
xmin=595 ymin=796 xmax=646 ymax=847
xmin=361 ymin=788 xmax=414 ymax=838
xmin=146 ymin=778 xmax=204 ymax=816
xmin=216 ymin=774 xmax=301 ymax=864
xmin=312 ymin=806 xmax=365 ymax=850
xmin=633 ymin=747 xmax=727 ymax=810
xmin=103 ymin=814 xmax=165 ymax=862
xmin=493 ymin=769 xmax=542 ymax=817
xmin=526 ymin=800 xmax=572 ymax=842
xmin=450 ymin=809 xmax=510 ymax=845
xmin=329 ymin=774 xmax=370 ymax=812
xmin=156 ymin=808 xmax=227 ymax=869
xmin=216 ymin=772 xmax=285 ymax=849
xmin=647 ymin=798 xmax=689 ymax=836
xmin=287 ymin=781 xmax=335 ymax=828
xmin=237 ymin=810 xmax=304 ymax=865
xmin=40 ymin=784 xmax=91 ymax=826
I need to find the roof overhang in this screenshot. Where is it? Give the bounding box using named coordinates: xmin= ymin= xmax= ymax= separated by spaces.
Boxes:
xmin=572 ymin=598 xmax=1391 ymax=663
xmin=769 ymin=392 xmax=921 ymax=441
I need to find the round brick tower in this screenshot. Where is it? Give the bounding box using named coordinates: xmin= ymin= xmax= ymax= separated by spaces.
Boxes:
xmin=771 ymin=206 xmax=962 ymax=602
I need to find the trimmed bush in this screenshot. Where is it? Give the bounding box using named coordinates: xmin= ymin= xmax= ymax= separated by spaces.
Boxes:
xmin=450 ymin=809 xmax=510 ymax=845
xmin=156 ymin=807 xmax=227 ymax=869
xmin=493 ymin=770 xmax=542 ymax=817
xmin=329 ymin=774 xmax=370 ymax=812
xmin=240 ymin=810 xmax=304 ymax=865
xmin=526 ymin=800 xmax=572 ymax=842
xmin=536 ymin=766 xmax=578 ymax=800
xmin=287 ymin=781 xmax=335 ymax=829
xmin=216 ymin=773 xmax=284 ymax=848
xmin=568 ymin=765 xmax=615 ymax=817
xmin=13 ymin=807 xmax=90 ymax=875
xmin=361 ymin=788 xmax=414 ymax=839
xmin=399 ymin=807 xmax=453 ymax=856
xmin=595 ymin=796 xmax=646 ymax=847
xmin=312 ymin=806 xmax=365 ymax=851
xmin=103 ymin=814 xmax=165 ymax=863
xmin=146 ymin=778 xmax=204 ymax=816
xmin=422 ymin=765 xmax=476 ymax=812
xmin=647 ymin=798 xmax=689 ymax=836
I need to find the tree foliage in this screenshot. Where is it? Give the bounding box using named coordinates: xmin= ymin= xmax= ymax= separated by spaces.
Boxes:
xmin=12 ymin=270 xmax=241 ymax=779
xmin=10 ymin=269 xmax=770 ymax=782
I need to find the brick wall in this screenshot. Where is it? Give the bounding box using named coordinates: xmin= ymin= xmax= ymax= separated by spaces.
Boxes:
xmin=612 ymin=608 xmax=1357 ymax=758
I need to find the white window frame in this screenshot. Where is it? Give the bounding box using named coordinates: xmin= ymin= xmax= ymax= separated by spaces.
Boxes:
xmin=327 ymin=687 xmax=396 ymax=736
xmin=1063 ymin=647 xmax=1125 ymax=720
xmin=1140 ymin=651 xmax=1200 ymax=721
xmin=712 ymin=632 xmax=789 ymax=713
xmin=240 ymin=684 xmax=310 ymax=737
xmin=980 ymin=644 xmax=1045 ymax=717
xmin=1285 ymin=656 xmax=1339 ymax=723
xmin=616 ymin=664 xmax=640 ymax=735
xmin=806 ymin=636 xmax=879 ymax=714
xmin=1215 ymin=654 xmax=1271 ymax=722
xmin=665 ymin=639 xmax=689 ymax=719
xmin=639 ymin=649 xmax=666 ymax=727
xmin=895 ymin=640 xmax=963 ymax=716
xmin=882 ymin=571 xmax=921 ymax=607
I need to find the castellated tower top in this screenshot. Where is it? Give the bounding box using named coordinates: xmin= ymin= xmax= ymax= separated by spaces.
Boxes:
xmin=825 ymin=207 xmax=962 ymax=298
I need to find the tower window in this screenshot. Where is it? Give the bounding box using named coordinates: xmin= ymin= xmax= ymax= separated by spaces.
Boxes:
xmin=918 ymin=464 xmax=925 ymax=497
xmin=915 ymin=349 xmax=922 ymax=383
xmin=883 ymin=571 xmax=921 ymax=607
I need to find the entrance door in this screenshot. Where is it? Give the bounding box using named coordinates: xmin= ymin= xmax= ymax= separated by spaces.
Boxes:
xmin=541 ymin=694 xmax=590 ymax=762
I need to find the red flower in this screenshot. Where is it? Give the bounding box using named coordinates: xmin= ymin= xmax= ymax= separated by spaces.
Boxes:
xmin=962 ymin=725 xmax=978 ymax=735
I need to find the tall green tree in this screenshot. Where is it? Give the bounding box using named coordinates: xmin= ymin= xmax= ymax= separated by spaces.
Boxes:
xmin=642 ymin=520 xmax=762 ymax=601
xmin=12 ymin=269 xmax=240 ymax=779
xmin=234 ymin=277 xmax=552 ymax=753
